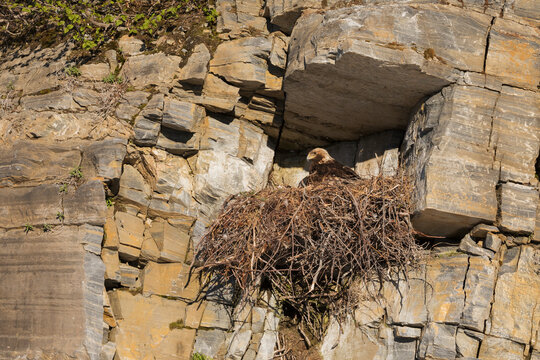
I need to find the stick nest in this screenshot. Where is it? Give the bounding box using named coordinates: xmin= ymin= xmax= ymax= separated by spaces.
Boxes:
xmin=195 ymin=175 xmax=423 ymax=340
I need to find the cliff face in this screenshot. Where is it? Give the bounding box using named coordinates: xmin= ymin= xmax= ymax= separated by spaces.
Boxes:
xmin=0 ymin=0 xmax=538 ymax=359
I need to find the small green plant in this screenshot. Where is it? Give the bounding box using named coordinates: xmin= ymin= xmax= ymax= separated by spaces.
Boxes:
xmin=43 ymin=224 xmax=53 ymax=232
xmin=59 ymin=183 xmax=68 ymax=193
xmin=6 ymin=81 xmax=15 ymax=91
xmin=24 ymin=224 xmax=33 ymax=234
xmin=69 ymin=166 xmax=83 ymax=179
xmin=65 ymin=66 xmax=81 ymax=77
xmin=202 ymin=7 xmax=219 ymax=27
xmin=56 ymin=212 xmax=65 ymax=222
xmin=192 ymin=353 xmax=212 ymax=360
xmin=168 ymin=319 xmax=184 ymax=330
xmin=103 ymin=73 xmax=123 ymax=84
xmin=106 ymin=197 xmax=115 ymax=208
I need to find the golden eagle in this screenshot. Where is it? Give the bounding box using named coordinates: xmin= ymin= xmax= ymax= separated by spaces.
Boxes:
xmin=301 ymin=148 xmax=359 ymax=185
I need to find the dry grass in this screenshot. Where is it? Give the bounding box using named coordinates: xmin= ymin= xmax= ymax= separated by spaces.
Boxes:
xmin=195 ymin=174 xmax=423 ymax=340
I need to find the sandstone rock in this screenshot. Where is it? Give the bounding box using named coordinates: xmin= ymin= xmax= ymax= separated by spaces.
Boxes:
xmin=104 ymin=49 xmax=118 ymax=72
xmin=0 ymin=183 xmax=63 ymax=228
xmin=115 ymin=103 xmax=140 ymax=121
xmin=394 ymin=326 xmax=422 ymax=339
xmin=0 ymin=142 xmax=81 ymax=186
xmin=254 ymin=330 xmax=278 ymax=360
xmin=122 ymin=91 xmax=150 ymax=108
xmin=140 ymin=93 xmax=164 ymax=121
xmin=284 ymin=5 xmax=487 ymax=145
xmin=63 ymin=180 xmax=107 ymax=226
xmin=497 ymin=182 xmax=539 ymax=234
xmin=264 ymin=0 xmax=338 ymax=34
xmin=321 ymin=317 xmax=383 ymax=360
xmin=354 ymin=297 xmax=384 ymax=326
xmin=155 ymin=155 xmax=193 ymax=197
xmin=491 ymin=87 xmax=540 ymax=184
xmin=426 ymin=255 xmax=468 ymax=323
xmin=156 ymin=328 xmax=197 ymax=360
xmin=103 ymin=208 xmax=120 ymax=249
xmin=100 ymin=341 xmax=116 ymax=360
xmin=142 ymin=262 xmax=200 ymax=301
xmin=193 ymin=329 xmax=228 ymax=359
xmin=194 ymin=117 xmax=275 ymax=220
xmin=0 ymin=227 xmax=104 ymax=359
xmin=470 ymin=224 xmax=500 ymax=238
xmin=21 ymin=90 xmax=75 ymax=111
xmin=147 ymin=218 xmax=190 ymax=263
xmin=80 ymin=63 xmax=110 ymax=81
xmin=118 ymin=245 xmax=140 ymax=263
xmin=478 ymin=335 xmax=525 ymax=360
xmin=402 ymin=85 xmax=499 ymax=237
xmin=484 ymin=232 xmax=502 ymax=252
xmin=226 ymin=329 xmax=252 ymax=360
xmin=121 ymin=53 xmax=181 ymax=88
xmin=133 ymin=116 xmax=161 ymax=146
xmin=108 ymin=291 xmax=188 ymax=360
xmin=79 ymin=224 xmax=104 ymax=255
xmin=156 ymin=127 xmax=200 ymax=156
xmin=118 ymin=264 xmax=140 ymax=288
xmin=115 ymin=211 xmax=145 ymax=250
xmin=268 ymin=152 xmax=308 ymax=187
xmin=459 ymin=234 xmax=494 ymax=259
xmin=216 ymin=0 xmax=267 ymax=39
xmin=179 ymin=44 xmax=211 ymax=85
xmin=118 ymin=35 xmax=145 ymax=56
xmin=201 ymin=73 xmax=241 ymax=113
xmin=234 ymin=95 xmax=283 ymax=128
xmin=268 ymin=32 xmax=289 ymax=70
xmin=257 ymin=70 xmax=284 ymax=99
xmin=209 ymin=37 xmax=272 ymax=90
xmin=200 ymin=301 xmax=233 ymax=330
xmin=384 ymin=266 xmax=427 ymax=326
xmin=490 ymin=246 xmax=540 ymax=344
xmin=251 ymin=307 xmax=266 ymax=334
xmin=485 ymin=18 xmax=539 ymax=90
xmin=73 ymin=88 xmax=101 ymax=108
xmin=461 ymin=257 xmax=497 ymax=331
xmin=83 ymin=138 xmax=127 ymax=181
xmin=102 ymin=248 xmax=121 ymax=284
xmin=534 ymin=200 xmax=540 ymax=242
xmin=418 ymin=323 xmax=457 ymax=360
xmin=185 ymin=302 xmax=207 ymax=329
xmin=355 ymin=130 xmax=402 ymax=179
xmin=456 ymin=329 xmax=481 ymax=358
xmin=162 ymin=97 xmax=205 ymax=132
xmin=117 ymin=165 xmax=152 ymax=209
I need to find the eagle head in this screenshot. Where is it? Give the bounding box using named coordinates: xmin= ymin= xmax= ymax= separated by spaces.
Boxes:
xmin=307 ymin=148 xmax=332 ymax=164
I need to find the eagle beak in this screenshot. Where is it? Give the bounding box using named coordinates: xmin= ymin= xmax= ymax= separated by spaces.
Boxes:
xmin=306 ymin=152 xmax=315 ymax=161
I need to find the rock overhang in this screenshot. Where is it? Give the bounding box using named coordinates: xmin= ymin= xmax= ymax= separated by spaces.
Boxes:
xmin=282 ymin=4 xmax=492 ymax=146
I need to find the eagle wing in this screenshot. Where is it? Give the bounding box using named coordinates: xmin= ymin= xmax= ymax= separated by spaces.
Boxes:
xmin=301 ymin=160 xmax=359 ymax=186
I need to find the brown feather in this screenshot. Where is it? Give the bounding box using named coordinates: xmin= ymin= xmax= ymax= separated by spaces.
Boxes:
xmin=302 ymin=149 xmax=360 ymax=186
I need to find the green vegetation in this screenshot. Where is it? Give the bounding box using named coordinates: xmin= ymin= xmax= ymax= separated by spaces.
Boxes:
xmin=56 ymin=211 xmax=65 ymax=222
xmin=59 ymin=183 xmax=68 ymax=193
xmin=0 ymin=0 xmax=216 ymax=51
xmin=168 ymin=319 xmax=184 ymax=330
xmin=43 ymin=224 xmax=53 ymax=232
xmin=69 ymin=166 xmax=83 ymax=179
xmin=103 ymin=73 xmax=123 ymax=84
xmin=24 ymin=223 xmax=33 ymax=234
xmin=65 ymin=66 xmax=81 ymax=77
xmin=192 ymin=353 xmax=213 ymax=360
xmin=106 ymin=197 xmax=115 ymax=208
xmin=202 ymin=6 xmax=219 ymax=27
